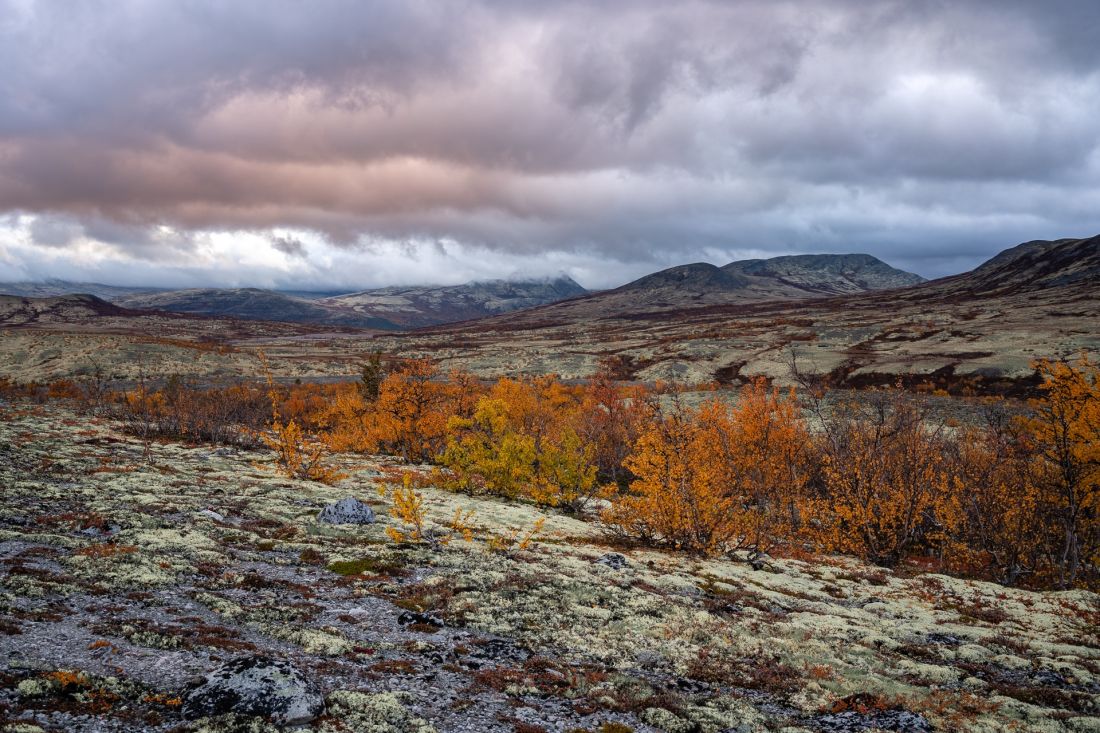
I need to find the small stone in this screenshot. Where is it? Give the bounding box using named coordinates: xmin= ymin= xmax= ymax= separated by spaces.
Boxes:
xmin=595 ymin=552 xmax=629 ymax=570
xmin=926 ymin=632 xmax=962 ymax=646
xmin=398 ymin=611 xmax=444 ymax=628
xmin=196 ymin=509 xmax=225 ymax=523
xmin=181 ymin=656 xmax=324 ymax=725
xmin=317 ymin=497 xmax=375 ymax=525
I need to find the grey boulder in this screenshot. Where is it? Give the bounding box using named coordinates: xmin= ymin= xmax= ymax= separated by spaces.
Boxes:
xmin=317 ymin=496 xmax=375 ymax=525
xmin=595 ymin=552 xmax=630 ymax=570
xmin=182 ymin=656 xmax=324 ymax=725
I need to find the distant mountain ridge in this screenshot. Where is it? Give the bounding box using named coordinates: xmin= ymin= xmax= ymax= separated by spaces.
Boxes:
xmin=587 ymin=252 xmax=926 ymax=314
xmin=722 ymin=253 xmax=925 ymax=294
xmin=0 ymin=279 xmax=161 ymax=301
xmin=111 ymin=288 xmax=397 ymax=329
xmin=619 ymin=263 xmax=750 ymax=294
xmin=0 ymin=254 xmax=925 ymax=328
xmin=321 ymin=276 xmax=587 ymax=328
xmin=0 ymin=275 xmax=590 ymax=330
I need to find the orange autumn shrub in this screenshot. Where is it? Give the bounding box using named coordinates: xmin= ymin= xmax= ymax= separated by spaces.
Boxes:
xmin=949 ymin=409 xmax=1047 ymax=586
xmin=576 ymin=368 xmax=656 ymax=488
xmin=1023 ymin=356 xmax=1099 ymax=588
xmin=323 ymin=358 xmax=473 ymax=463
xmin=370 ymin=359 xmax=452 ymax=462
xmin=604 ymin=380 xmax=811 ymax=558
xmin=809 ymin=390 xmax=962 ymax=568
xmin=603 ymin=405 xmax=739 ymax=553
xmin=318 ymin=383 xmax=371 ymax=452
xmin=713 ymin=379 xmax=814 ymax=560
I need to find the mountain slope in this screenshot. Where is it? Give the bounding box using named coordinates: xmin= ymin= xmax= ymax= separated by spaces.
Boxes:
xmin=112 ymin=288 xmax=398 ymax=329
xmin=618 ymin=263 xmax=750 ymax=293
xmin=0 ymin=293 xmax=139 ymax=326
xmin=373 ymin=235 xmax=1099 ymax=386
xmin=105 ymin=277 xmax=587 ymax=329
xmin=0 ymin=280 xmax=162 ymax=301
xmin=723 ymin=253 xmax=925 ymax=295
xmin=955 ymin=235 xmax=1100 ymax=293
xmin=321 ymin=276 xmax=587 ymax=328
xmin=478 ymin=253 xmax=925 ymax=323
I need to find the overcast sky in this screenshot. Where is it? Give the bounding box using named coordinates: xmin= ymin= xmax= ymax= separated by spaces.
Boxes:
xmin=1 ymin=0 xmax=1098 ymax=290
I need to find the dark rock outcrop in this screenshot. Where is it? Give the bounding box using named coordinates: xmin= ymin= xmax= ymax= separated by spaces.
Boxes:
xmin=182 ymin=656 xmax=324 ymax=725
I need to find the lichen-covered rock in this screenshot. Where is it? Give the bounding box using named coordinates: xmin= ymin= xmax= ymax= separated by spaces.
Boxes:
xmin=317 ymin=497 xmax=375 ymax=525
xmin=596 ymin=552 xmax=630 ymax=570
xmin=196 ymin=509 xmax=226 ymax=523
xmin=181 ymin=656 xmax=324 ymax=725
xmin=397 ymin=610 xmax=444 ymax=628
xmin=815 ymin=708 xmax=933 ymax=732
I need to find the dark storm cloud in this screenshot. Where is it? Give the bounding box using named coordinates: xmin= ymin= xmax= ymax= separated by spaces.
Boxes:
xmin=1 ymin=0 xmax=1099 ymax=286
xmin=271 ymin=235 xmax=307 ymax=259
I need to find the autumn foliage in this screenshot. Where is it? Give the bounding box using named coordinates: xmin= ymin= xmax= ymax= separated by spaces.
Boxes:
xmin=323 ymin=359 xmax=475 ymax=462
xmin=19 ymin=351 xmax=1099 ymax=589
xmin=442 ymin=376 xmax=600 ymax=509
xmin=809 ymin=392 xmax=961 ymax=568
xmin=603 ymin=381 xmax=811 ymax=560
xmin=601 ymin=362 xmax=1098 ymax=589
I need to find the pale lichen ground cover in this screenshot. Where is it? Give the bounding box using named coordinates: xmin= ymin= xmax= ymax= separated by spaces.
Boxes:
xmin=0 ymin=404 xmax=1097 ymax=732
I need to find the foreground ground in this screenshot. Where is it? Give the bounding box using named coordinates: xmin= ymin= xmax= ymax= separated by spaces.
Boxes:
xmin=0 ymin=404 xmax=1097 ymax=732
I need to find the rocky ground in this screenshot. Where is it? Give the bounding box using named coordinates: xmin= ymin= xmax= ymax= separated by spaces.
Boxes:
xmin=1 ymin=403 xmax=1098 ymax=732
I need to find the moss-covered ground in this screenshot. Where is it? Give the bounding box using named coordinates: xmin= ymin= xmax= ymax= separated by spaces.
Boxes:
xmin=0 ymin=404 xmax=1097 ymax=732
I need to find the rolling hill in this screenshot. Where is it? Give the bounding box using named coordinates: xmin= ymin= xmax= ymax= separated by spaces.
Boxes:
xmin=369 ymin=237 xmax=1099 ymax=387
xmin=320 ymin=276 xmax=588 ymax=329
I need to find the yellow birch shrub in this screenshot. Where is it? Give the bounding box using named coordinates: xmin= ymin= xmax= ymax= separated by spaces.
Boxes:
xmin=260 ymin=353 xmax=342 ymax=484
xmin=441 ymin=377 xmax=600 ymax=509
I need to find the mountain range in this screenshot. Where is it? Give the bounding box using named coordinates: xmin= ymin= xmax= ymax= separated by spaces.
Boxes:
xmin=376 ymin=234 xmax=1099 ymax=388
xmin=0 ymin=253 xmax=922 ymax=329
xmin=0 ymin=236 xmax=1096 ymax=387
xmin=0 ymin=276 xmax=589 ymax=330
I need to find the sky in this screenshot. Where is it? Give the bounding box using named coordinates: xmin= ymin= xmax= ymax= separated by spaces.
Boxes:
xmin=1 ymin=0 xmax=1099 ymax=291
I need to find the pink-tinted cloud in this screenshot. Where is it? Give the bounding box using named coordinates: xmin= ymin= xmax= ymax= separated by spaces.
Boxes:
xmin=1 ymin=0 xmax=1099 ymax=287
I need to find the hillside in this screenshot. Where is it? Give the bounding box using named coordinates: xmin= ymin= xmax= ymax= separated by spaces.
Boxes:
xmin=941 ymin=235 xmax=1100 ymax=295
xmin=0 ymin=280 xmax=164 ymax=301
xmin=1 ymin=404 xmax=1096 ymax=732
xmin=722 ymin=253 xmax=925 ymax=295
xmin=113 ymin=288 xmax=398 ymax=330
xmin=367 ymin=237 xmax=1099 ymax=386
xmin=0 ymin=293 xmax=138 ymax=326
xmin=323 ymin=276 xmax=587 ymax=329
xmin=520 ymin=254 xmax=924 ymax=320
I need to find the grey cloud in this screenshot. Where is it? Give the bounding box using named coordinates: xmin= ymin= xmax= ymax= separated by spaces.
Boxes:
xmin=1 ymin=0 xmax=1099 ymax=286
xmin=271 ymin=235 xmax=307 ymax=258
